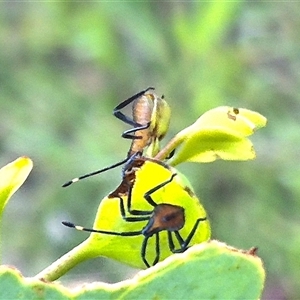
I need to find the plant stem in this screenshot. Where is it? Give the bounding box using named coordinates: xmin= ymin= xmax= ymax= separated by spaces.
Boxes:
xmin=34 ymin=239 xmax=96 ymax=282
xmin=155 ymin=132 xmax=184 ymax=162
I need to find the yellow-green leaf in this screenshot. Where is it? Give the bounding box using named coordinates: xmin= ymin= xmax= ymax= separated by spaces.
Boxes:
xmin=0 ymin=157 xmax=33 ymax=216
xmin=169 ymin=128 xmax=256 ymax=165
xmin=36 ymin=158 xmax=210 ymax=281
xmin=87 ymin=159 xmax=210 ymax=269
xmin=192 ymin=106 xmax=267 ymax=136
xmin=28 ymin=241 xmax=265 ymax=299
xmin=155 ymin=106 xmax=267 ymax=165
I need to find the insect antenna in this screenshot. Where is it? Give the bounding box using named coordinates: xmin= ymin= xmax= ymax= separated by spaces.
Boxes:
xmin=62 ymin=221 xmax=142 ymax=237
xmin=62 ymin=157 xmax=129 ymax=187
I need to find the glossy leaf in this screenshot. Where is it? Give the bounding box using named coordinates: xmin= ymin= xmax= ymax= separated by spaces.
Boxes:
xmin=155 ymin=106 xmax=267 ymax=165
xmin=3 ymin=241 xmax=265 ymax=299
xmin=170 ymin=128 xmax=256 ymax=164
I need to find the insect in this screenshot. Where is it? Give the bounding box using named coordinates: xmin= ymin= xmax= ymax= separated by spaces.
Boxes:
xmin=62 ymin=87 xmax=170 ymax=187
xmin=62 ymin=157 xmax=210 ymax=268
xmin=113 ymin=87 xmax=171 ymax=157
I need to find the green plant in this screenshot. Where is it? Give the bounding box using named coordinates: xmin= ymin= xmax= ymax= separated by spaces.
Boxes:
xmin=0 ymin=105 xmax=266 ymax=299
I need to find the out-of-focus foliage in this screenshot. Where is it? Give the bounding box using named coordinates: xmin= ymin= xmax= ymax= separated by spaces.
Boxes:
xmin=0 ymin=2 xmax=298 ymax=299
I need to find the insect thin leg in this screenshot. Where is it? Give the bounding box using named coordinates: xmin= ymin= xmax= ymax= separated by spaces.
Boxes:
xmin=118 ymin=196 xmax=151 ymax=221
xmin=121 ymin=122 xmax=151 ymax=140
xmin=141 ymin=235 xmax=151 ymax=268
xmin=152 ymin=232 xmax=160 ymax=266
xmin=113 ymin=87 xmax=155 ymax=127
xmin=167 ymin=231 xmax=176 ymax=252
xmin=126 ymin=182 xmax=153 ymax=216
xmin=169 ymin=217 xmax=207 ymax=253
xmin=143 ymin=173 xmax=177 ymax=207
xmin=178 ymin=217 xmax=207 ymax=250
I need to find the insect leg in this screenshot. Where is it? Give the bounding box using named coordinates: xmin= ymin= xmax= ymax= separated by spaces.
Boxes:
xmin=124 ymin=181 xmax=153 ymax=216
xmin=141 ymin=232 xmax=160 ymax=268
xmin=121 ymin=122 xmax=151 ymax=140
xmin=118 ymin=195 xmax=151 ymax=221
xmin=176 ymin=217 xmax=207 ymax=250
xmin=169 ymin=217 xmax=208 ymax=253
xmin=113 ymin=87 xmax=155 ymax=127
xmin=143 ymin=173 xmax=177 ymax=207
xmin=141 ymin=235 xmax=151 ymax=267
xmin=153 ymin=232 xmax=160 ymax=266
xmin=167 ymin=230 xmax=176 ymax=252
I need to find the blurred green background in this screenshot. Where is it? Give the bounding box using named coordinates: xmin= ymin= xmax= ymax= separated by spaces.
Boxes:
xmin=0 ymin=2 xmax=299 ymax=299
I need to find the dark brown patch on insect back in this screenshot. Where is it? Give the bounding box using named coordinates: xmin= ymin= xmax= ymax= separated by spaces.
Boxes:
xmin=108 ymin=171 xmax=135 ymax=198
xmin=142 ymin=204 xmax=185 ymax=236
xmin=108 ymin=182 xmax=129 ymax=198
xmin=108 ymin=156 xmax=172 ymax=199
xmin=125 ymin=157 xmax=146 ymax=173
xmin=108 ymin=158 xmax=147 ymax=198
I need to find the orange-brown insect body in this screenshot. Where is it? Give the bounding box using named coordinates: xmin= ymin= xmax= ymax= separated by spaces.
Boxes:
xmin=129 ymin=92 xmax=155 ymax=157
xmin=114 ymin=87 xmax=171 ymax=158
